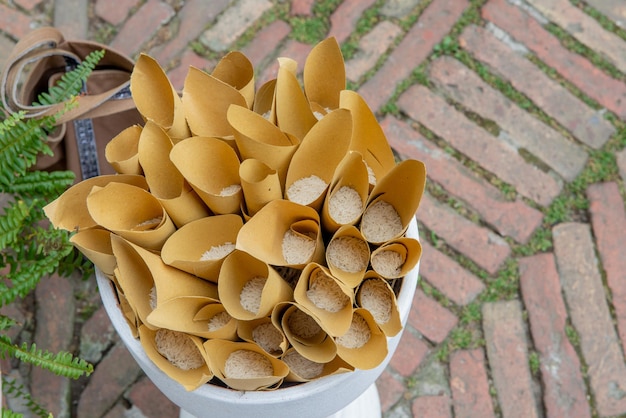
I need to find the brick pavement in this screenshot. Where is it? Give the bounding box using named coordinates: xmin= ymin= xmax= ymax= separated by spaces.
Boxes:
xmin=1 ymin=0 xmax=626 ymax=417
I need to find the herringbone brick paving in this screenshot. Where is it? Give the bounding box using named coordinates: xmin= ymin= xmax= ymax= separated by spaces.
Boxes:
xmin=1 ymin=0 xmax=626 ymax=417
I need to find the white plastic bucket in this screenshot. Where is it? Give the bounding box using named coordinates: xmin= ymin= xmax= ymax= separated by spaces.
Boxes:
xmin=96 ymin=219 xmax=420 ymax=418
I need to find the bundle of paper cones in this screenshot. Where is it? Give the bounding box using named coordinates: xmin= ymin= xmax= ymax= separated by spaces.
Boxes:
xmin=44 ymin=38 xmax=426 ymax=392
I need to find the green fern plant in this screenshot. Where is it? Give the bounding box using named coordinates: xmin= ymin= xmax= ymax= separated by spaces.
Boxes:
xmin=1 ymin=49 xmax=105 ymax=416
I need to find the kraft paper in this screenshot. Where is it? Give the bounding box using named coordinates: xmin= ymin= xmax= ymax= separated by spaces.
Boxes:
xmin=252 ymin=78 xmax=277 ymax=123
xmin=324 ymin=225 xmax=370 ymax=288
xmin=356 ymin=273 xmax=401 ymax=337
xmin=275 ymin=57 xmax=317 ymax=140
xmin=104 ymin=125 xmax=143 ymax=175
xmin=237 ymin=317 xmax=288 ymax=358
xmin=211 ymin=51 xmax=255 ymax=109
xmin=283 ymin=348 xmax=353 ymax=383
xmin=69 ymin=228 xmax=115 ymax=275
xmin=303 ymin=37 xmax=345 ymax=110
xmin=370 ymin=236 xmax=422 ymax=279
xmin=334 ymin=308 xmax=387 ymax=370
xmin=239 ymin=158 xmax=283 ymax=216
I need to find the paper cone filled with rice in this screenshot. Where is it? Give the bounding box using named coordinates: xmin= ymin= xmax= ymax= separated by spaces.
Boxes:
xmin=43 ymin=36 xmax=426 ymax=393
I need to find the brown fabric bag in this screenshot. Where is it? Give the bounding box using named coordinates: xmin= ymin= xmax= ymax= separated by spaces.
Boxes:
xmin=1 ymin=27 xmax=144 ymax=181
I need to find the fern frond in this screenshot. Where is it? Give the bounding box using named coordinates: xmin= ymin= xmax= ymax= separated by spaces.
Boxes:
xmin=0 ymin=117 xmax=53 ymax=184
xmin=0 ymin=315 xmax=17 ymax=331
xmin=8 ymin=170 xmax=75 ymax=199
xmin=34 ymin=49 xmax=105 ymax=107
xmin=0 ymin=337 xmax=93 ymax=379
xmin=1 ymin=408 xmax=27 ymax=418
xmin=0 ymin=200 xmax=31 ymax=250
xmin=1 ymin=376 xmax=50 ymax=418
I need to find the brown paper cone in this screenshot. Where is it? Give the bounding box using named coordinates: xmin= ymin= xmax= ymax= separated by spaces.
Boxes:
xmin=170 ymin=136 xmax=243 ymax=215
xmin=284 ymin=108 xmax=352 ymax=211
xmin=239 ymin=159 xmax=283 ymax=216
xmin=138 ymin=325 xmax=213 ymax=391
xmin=113 ymin=274 xmax=140 ymax=337
xmin=182 ymin=66 xmax=248 ymax=137
xmin=211 ymin=51 xmax=255 ymax=109
xmin=203 ymin=339 xmax=290 ymax=391
xmin=272 ymin=302 xmax=337 ymax=364
xmin=334 ymin=308 xmax=387 ymax=370
xmin=104 ymin=125 xmax=143 ymax=175
xmin=275 ymin=57 xmax=317 ymax=140
xmin=282 ymin=348 xmax=353 ymax=383
xmin=237 ymin=317 xmax=288 ymax=357
xmin=303 ymin=37 xmax=345 ymax=110
xmin=325 ymin=225 xmax=370 ymax=288
xmin=43 ymin=174 xmax=148 ymax=232
xmin=227 ymin=104 xmax=300 ymax=187
xmin=196 ymin=303 xmax=239 ymax=340
xmin=370 ymin=237 xmax=422 ymax=279
xmin=131 ymin=54 xmax=190 ymax=140
xmin=293 ymin=263 xmax=354 ymax=337
xmin=87 ymin=182 xmax=176 ymax=251
xmin=69 ymin=228 xmax=115 ymax=275
xmin=236 ymin=200 xmax=325 ymax=268
xmin=321 ymin=151 xmax=369 ymax=233
xmin=361 ymin=159 xmax=426 ymax=244
xmin=161 ymin=214 xmax=243 ymax=282
xmin=356 ymin=274 xmax=402 ymax=337
xmin=138 ymin=121 xmax=210 ymax=227
xmin=218 ymin=250 xmax=293 ymax=321
xmin=340 ymin=90 xmax=397 ymax=187
xmin=252 ymin=78 xmax=276 ymax=123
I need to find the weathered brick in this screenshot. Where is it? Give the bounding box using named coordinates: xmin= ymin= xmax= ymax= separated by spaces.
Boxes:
xmin=519 ymin=253 xmax=591 ymax=418
xmin=126 ymin=376 xmax=179 ymax=417
xmin=382 ymin=115 xmax=544 ymax=244
xmin=526 ymin=0 xmax=626 ymax=74
xmin=55 ymin=0 xmax=88 ymax=39
xmin=398 ymin=84 xmax=563 ymax=206
xmin=380 ymin=0 xmax=424 ymax=18
xmin=30 ymin=274 xmax=75 ymax=418
xmin=77 ymin=342 xmax=143 ymax=418
xmin=450 ymin=349 xmax=495 ymax=418
xmin=584 ymin=0 xmax=626 ymax=28
xmin=328 ymin=0 xmax=377 ymax=44
xmin=482 ymin=300 xmax=540 ymax=418
xmin=345 ymin=21 xmax=402 ymax=83
xmin=358 ymin=0 xmax=469 ymax=111
xmin=412 ymin=395 xmax=452 ymax=418
xmin=14 ymin=0 xmax=45 ymax=11
xmin=417 ymin=193 xmax=510 ymax=275
xmin=152 ymin=0 xmax=230 ymax=66
xmin=0 ymin=4 xmax=34 ymax=40
xmin=416 ymin=240 xmax=485 ymax=306
xmin=483 ymin=0 xmax=626 ymax=119
xmin=389 ymin=330 xmax=430 ymax=377
xmin=460 ymin=24 xmax=613 ymax=149
xmin=376 ymin=370 xmax=406 ymax=412
xmin=408 ymin=288 xmax=458 ymax=344
xmin=95 ymin=0 xmax=140 ymax=25
xmin=587 ymin=182 xmax=626 ymax=356
xmin=79 ymin=305 xmax=116 ymax=364
xmin=166 ymin=50 xmax=214 ymax=92
xmin=110 ymin=0 xmax=175 ymax=57
xmin=430 ymin=55 xmax=589 ymax=180
xmin=242 ymin=20 xmax=291 ymax=68
xmin=200 ymin=0 xmax=272 ymax=52
xmin=553 ymin=223 xmax=626 ymax=417
xmin=290 ymin=0 xmax=315 ymax=16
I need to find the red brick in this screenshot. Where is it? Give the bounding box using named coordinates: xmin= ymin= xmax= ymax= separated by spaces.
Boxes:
xmin=77 ymin=342 xmax=143 ymax=418
xmin=0 ymin=4 xmax=34 ymax=40
xmin=328 ymin=0 xmax=377 ymax=44
xmin=166 ymin=50 xmax=214 ymax=92
xmin=152 ymin=0 xmax=230 ymax=66
xmin=30 ymin=274 xmax=75 ymax=418
xmin=389 ymin=330 xmax=429 ymax=377
xmin=95 ymin=0 xmax=140 ymax=25
xmin=482 ymin=300 xmax=540 ymax=418
xmin=382 ymin=115 xmax=544 ymax=243
xmin=482 ymin=0 xmax=626 ymax=119
xmin=417 ymin=240 xmax=485 ymax=306
xmin=412 ymin=395 xmax=452 ymax=418
xmin=14 ymin=0 xmax=44 ymax=11
xmin=256 ymin=40 xmax=312 ymax=87
xmin=398 ymin=84 xmax=562 ymax=206
xmin=417 ymin=193 xmax=511 ymax=275
xmin=450 ymin=349 xmax=495 ymax=418
xmin=526 ymin=0 xmax=626 ymax=74
xmin=345 ymin=21 xmax=402 ymax=83
xmin=430 ymin=55 xmax=589 ymax=180
xmin=459 ymin=25 xmax=613 ymax=150
xmin=242 ymin=20 xmax=291 ymax=68
xmin=519 ymin=253 xmax=591 ymax=418
xmin=553 ymin=223 xmax=626 ymax=417
xmin=79 ymin=305 xmax=116 ymax=363
xmin=110 ymin=0 xmax=175 ymax=57
xmin=376 ymin=370 xmax=406 ymax=412
xmin=291 ymin=0 xmax=315 ymax=16
xmin=587 ymin=182 xmax=626 ymax=356
xmin=408 ymin=289 xmax=458 ymax=344
xmin=358 ymin=0 xmax=469 ymax=111
xmin=126 ymin=376 xmax=179 ymax=417
xmin=618 ymin=148 xmax=626 ymax=182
